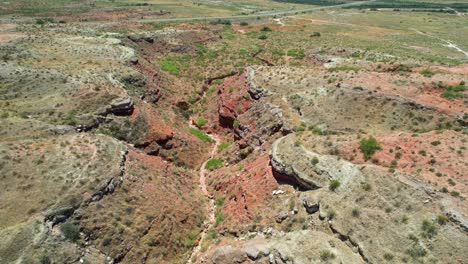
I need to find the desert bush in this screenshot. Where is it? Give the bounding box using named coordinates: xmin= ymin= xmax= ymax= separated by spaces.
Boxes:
xmin=196 ymin=117 xmax=207 ymax=127
xmin=437 ymin=215 xmax=448 ymax=225
xmin=329 ymin=179 xmax=340 ymax=191
xmin=328 ymin=65 xmax=360 ymax=72
xmin=287 ymin=49 xmax=305 ymax=59
xmin=359 ymin=137 xmax=381 ymax=160
xmin=406 ymin=245 xmax=426 ymax=259
xmin=233 ymin=119 xmax=240 ymax=129
xmin=215 ymin=211 xmax=224 ymax=225
xmin=320 ymin=250 xmax=335 ymax=261
xmin=210 ymin=19 xmax=231 ymax=25
xmin=60 ymin=222 xmax=80 ymax=241
xmin=205 ymin=159 xmax=223 ymax=170
xmin=420 ymin=69 xmax=435 ymax=77
xmin=421 ymin=219 xmax=437 ymax=238
xmin=311 ymin=156 xmax=319 ymax=165
xmin=441 ymin=82 xmax=466 ymax=100
xmin=352 ymin=208 xmax=360 ymax=217
xmin=383 ymin=253 xmax=394 ymax=261
xmin=218 ymin=142 xmax=230 ymax=151
xmin=189 ymin=128 xmax=212 ymax=142
xmin=216 ymin=197 xmax=225 ymax=207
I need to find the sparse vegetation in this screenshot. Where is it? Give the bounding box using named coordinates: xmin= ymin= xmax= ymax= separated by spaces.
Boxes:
xmin=196 ymin=117 xmax=207 ymax=127
xmin=351 ymin=208 xmax=360 ymax=217
xmin=420 ymin=69 xmax=435 ymax=77
xmin=329 ymin=179 xmax=340 ymax=191
xmin=320 ymin=250 xmax=336 ymax=261
xmin=328 ymin=65 xmax=360 ymax=72
xmin=218 ymin=142 xmax=231 ymax=151
xmin=205 ymin=159 xmax=223 ymax=170
xmin=189 ymin=128 xmax=213 ymax=142
xmin=287 ymin=49 xmax=305 ymax=59
xmin=421 ymin=219 xmax=437 ymax=238
xmin=311 ymin=156 xmax=319 ymax=165
xmin=159 ymin=57 xmax=180 ymax=75
xmin=441 ymin=82 xmax=466 ymax=100
xmin=359 ymin=137 xmax=382 ymax=160
xmin=60 ymin=222 xmax=80 ymax=242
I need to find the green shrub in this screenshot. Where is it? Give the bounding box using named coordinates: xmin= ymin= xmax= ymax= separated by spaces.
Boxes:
xmin=421 ymin=219 xmax=437 ymax=238
xmin=320 ymin=250 xmax=335 ymax=261
xmin=210 ymin=19 xmax=231 ymax=25
xmin=359 ymin=137 xmax=382 ymax=160
xmin=216 ymin=197 xmax=225 ymax=207
xmin=189 ymin=128 xmax=212 ymax=142
xmin=362 ymin=183 xmax=372 ymax=191
xmin=327 ymin=210 xmax=336 ymax=220
xmin=311 ymin=156 xmax=319 ymax=165
xmin=239 ymin=21 xmax=249 ymax=26
xmin=205 ymin=159 xmax=223 ymax=170
xmin=159 ymin=57 xmax=180 ymax=75
xmin=397 ymin=65 xmax=411 ymax=72
xmin=328 ymin=65 xmax=360 ymax=72
xmin=258 ymin=34 xmax=268 ymax=40
xmin=441 ymin=83 xmax=466 ymax=100
xmin=420 ymin=69 xmax=435 ymax=77
xmin=437 ymin=215 xmax=448 ymax=225
xmin=196 ymin=117 xmax=207 ymax=127
xmin=351 ymin=208 xmax=360 ymax=217
xmin=287 ymin=49 xmax=305 ymax=59
xmin=406 ymin=245 xmax=426 ymax=259
xmin=329 ymin=179 xmax=340 ymax=191
xmin=383 ymin=253 xmax=394 ymax=261
xmin=233 ymin=119 xmax=240 ymax=129
xmin=215 ymin=211 xmax=224 ymax=225
xmin=311 ymin=31 xmax=321 ymax=37
xmin=62 ymin=111 xmax=77 ymax=126
xmin=60 ymin=222 xmax=80 ymax=241
xmin=261 ymin=26 xmax=272 ymax=32
xmin=218 ymin=142 xmax=231 ymax=151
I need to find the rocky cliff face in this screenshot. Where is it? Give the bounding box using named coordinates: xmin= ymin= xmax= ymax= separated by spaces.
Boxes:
xmin=201 ymin=63 xmax=467 ymax=263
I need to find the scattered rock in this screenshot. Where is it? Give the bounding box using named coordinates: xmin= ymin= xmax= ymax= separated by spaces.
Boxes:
xmin=109 ymin=97 xmax=134 ymax=115
xmin=275 ymin=211 xmax=289 ymax=223
xmin=243 ymin=240 xmax=270 ymax=260
xmin=302 ymin=195 xmax=320 ymax=214
xmin=272 ymin=189 xmax=285 ymax=196
xmin=210 ymin=245 xmax=247 ymax=264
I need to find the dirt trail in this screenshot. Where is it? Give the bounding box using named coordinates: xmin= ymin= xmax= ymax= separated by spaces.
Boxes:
xmin=187 ymin=119 xmax=221 ymax=264
xmin=412 ymin=28 xmax=468 ymax=58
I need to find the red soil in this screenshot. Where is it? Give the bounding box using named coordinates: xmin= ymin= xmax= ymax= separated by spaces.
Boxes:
xmin=339 ymin=130 xmax=467 ymax=197
xmin=350 ymin=70 xmax=467 ymax=114
xmin=210 ymin=154 xmax=279 ymax=224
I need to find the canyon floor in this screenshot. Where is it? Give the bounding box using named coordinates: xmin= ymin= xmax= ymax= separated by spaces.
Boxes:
xmin=0 ymin=0 xmax=467 ymax=264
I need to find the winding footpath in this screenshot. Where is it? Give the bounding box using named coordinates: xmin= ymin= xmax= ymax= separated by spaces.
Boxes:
xmin=412 ymin=28 xmax=468 ymax=59
xmin=187 ymin=119 xmax=221 ymax=264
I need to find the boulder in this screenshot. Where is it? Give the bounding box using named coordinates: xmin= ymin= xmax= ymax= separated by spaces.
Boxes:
xmin=275 ymin=211 xmax=289 ymax=223
xmin=109 ymin=97 xmax=134 ymax=115
xmin=243 ymin=239 xmax=270 ymax=260
xmin=45 ymin=206 xmax=75 ymax=224
xmin=210 ymin=245 xmax=247 ymax=264
xmin=302 ymin=196 xmax=319 ymax=214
